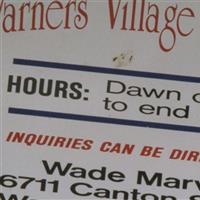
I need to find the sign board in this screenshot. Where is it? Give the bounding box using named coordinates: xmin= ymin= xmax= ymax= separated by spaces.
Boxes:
xmin=1 ymin=0 xmax=200 ymax=199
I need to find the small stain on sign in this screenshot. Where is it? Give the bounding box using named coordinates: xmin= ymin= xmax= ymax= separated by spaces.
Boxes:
xmin=113 ymin=50 xmax=133 ymax=67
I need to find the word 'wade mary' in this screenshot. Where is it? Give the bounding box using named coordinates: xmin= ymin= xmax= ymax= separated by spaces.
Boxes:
xmin=0 ymin=0 xmax=196 ymax=52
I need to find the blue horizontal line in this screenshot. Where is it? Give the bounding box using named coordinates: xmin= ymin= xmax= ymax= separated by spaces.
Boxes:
xmin=13 ymin=58 xmax=200 ymax=83
xmin=8 ymin=107 xmax=200 ymax=133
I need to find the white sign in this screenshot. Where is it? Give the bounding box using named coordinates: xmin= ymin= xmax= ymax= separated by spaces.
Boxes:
xmin=1 ymin=0 xmax=200 ymax=199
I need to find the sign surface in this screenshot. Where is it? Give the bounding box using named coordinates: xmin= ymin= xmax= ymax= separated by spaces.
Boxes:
xmin=1 ymin=0 xmax=200 ymax=199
